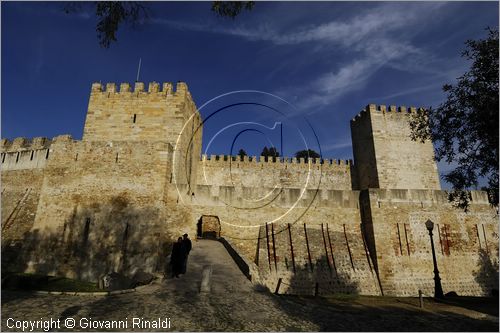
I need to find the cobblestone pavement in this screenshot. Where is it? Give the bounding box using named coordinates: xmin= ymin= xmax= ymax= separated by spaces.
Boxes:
xmin=2 ymin=240 xmax=498 ymax=331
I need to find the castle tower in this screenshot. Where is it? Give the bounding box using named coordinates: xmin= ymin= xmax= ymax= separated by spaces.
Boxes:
xmin=82 ymin=81 xmax=203 ymax=187
xmin=350 ymin=104 xmax=440 ymax=190
xmin=83 ymin=81 xmax=201 ymax=143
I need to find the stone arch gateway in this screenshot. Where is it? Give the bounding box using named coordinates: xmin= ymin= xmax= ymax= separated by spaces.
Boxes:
xmin=197 ymin=215 xmax=221 ymax=239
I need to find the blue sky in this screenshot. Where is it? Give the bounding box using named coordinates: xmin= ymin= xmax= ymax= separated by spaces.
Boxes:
xmin=2 ymin=1 xmax=498 ymax=186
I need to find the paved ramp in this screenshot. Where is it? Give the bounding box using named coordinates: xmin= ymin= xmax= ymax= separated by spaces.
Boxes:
xmin=163 ymin=239 xmax=252 ymax=295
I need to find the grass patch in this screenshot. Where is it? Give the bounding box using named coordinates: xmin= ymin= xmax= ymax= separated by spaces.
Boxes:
xmin=2 ymin=272 xmax=102 ymax=292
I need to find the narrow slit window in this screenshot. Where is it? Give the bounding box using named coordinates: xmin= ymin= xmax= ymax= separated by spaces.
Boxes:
xmin=45 ymin=149 xmax=50 ymax=159
xmin=16 ymin=152 xmax=19 ymax=163
xmin=133 ymin=114 xmax=137 ymax=123
xmin=1 ymin=153 xmax=5 ymax=163
xmin=30 ymin=151 xmax=34 ymax=161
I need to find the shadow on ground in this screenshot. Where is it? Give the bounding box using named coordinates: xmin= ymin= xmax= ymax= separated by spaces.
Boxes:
xmin=268 ymin=293 xmax=498 ymax=331
xmin=1 ymin=239 xmax=498 ymax=332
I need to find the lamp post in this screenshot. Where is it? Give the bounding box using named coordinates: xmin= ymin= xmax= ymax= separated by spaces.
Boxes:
xmin=425 ymin=219 xmax=445 ymax=299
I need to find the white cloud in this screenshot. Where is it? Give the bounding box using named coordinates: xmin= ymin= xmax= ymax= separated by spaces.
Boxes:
xmin=289 ymin=38 xmax=426 ymax=109
xmin=152 ymin=2 xmax=441 ymax=47
xmin=152 ymin=2 xmax=450 ymax=111
xmin=319 ymin=141 xmax=352 ymax=151
xmin=369 ymin=83 xmax=441 ymax=101
xmin=229 ymin=3 xmax=446 ymax=110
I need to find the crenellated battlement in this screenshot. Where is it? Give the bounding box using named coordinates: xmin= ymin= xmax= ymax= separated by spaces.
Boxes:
xmin=0 ymin=135 xmax=77 ymax=171
xmin=200 ymin=154 xmax=353 ymax=168
xmin=0 ymin=134 xmax=74 ymax=152
xmin=0 ymin=134 xmax=75 ymax=153
xmin=51 ymin=134 xmax=74 ymax=144
xmin=1 ymin=136 xmax=54 ymax=152
xmin=197 ymin=153 xmax=354 ymax=190
xmin=350 ymin=104 xmax=426 ymax=124
xmin=90 ymin=81 xmax=189 ymax=97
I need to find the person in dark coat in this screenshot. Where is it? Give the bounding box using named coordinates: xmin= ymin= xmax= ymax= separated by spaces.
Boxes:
xmin=170 ymin=237 xmax=186 ymax=278
xmin=181 ymin=234 xmax=192 ymax=274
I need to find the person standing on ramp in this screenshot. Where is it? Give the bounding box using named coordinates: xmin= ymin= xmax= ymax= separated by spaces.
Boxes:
xmin=181 ymin=233 xmax=192 ymax=274
xmin=170 ymin=237 xmax=186 ymax=278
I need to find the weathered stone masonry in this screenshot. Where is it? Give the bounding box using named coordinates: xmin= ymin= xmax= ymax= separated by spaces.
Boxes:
xmin=1 ymin=82 xmax=498 ymax=297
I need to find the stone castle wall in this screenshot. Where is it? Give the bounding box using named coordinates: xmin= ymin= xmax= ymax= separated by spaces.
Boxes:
xmin=178 ymin=180 xmax=498 ymax=296
xmin=196 ymin=154 xmax=354 ymax=190
xmin=361 ymin=189 xmax=498 ymax=296
xmin=175 ymin=183 xmax=382 ymax=295
xmin=255 ymin=222 xmax=381 ymax=296
xmin=182 ymin=184 xmax=363 ymax=258
xmin=1 ymin=137 xmax=53 ymax=242
xmin=2 ymin=135 xmax=184 ymax=281
xmin=1 ymin=81 xmax=497 ymax=297
xmin=1 ymin=81 xmax=203 ymax=281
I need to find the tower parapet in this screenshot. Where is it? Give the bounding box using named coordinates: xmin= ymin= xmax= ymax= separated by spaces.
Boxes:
xmin=89 ymin=81 xmax=187 ymax=96
xmin=350 ymin=104 xmax=423 ymax=124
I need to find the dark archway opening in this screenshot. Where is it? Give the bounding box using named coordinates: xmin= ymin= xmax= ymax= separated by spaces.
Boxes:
xmin=197 ymin=215 xmax=221 ymax=239
xmin=197 ymin=218 xmax=202 ymax=238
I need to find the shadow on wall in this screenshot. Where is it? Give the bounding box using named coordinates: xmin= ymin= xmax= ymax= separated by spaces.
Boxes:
xmin=473 ymin=249 xmax=499 ymax=296
xmin=255 ymin=223 xmax=380 ymax=296
xmin=270 ymin=254 xmax=360 ymax=296
xmin=1 ymin=195 xmax=174 ymax=282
